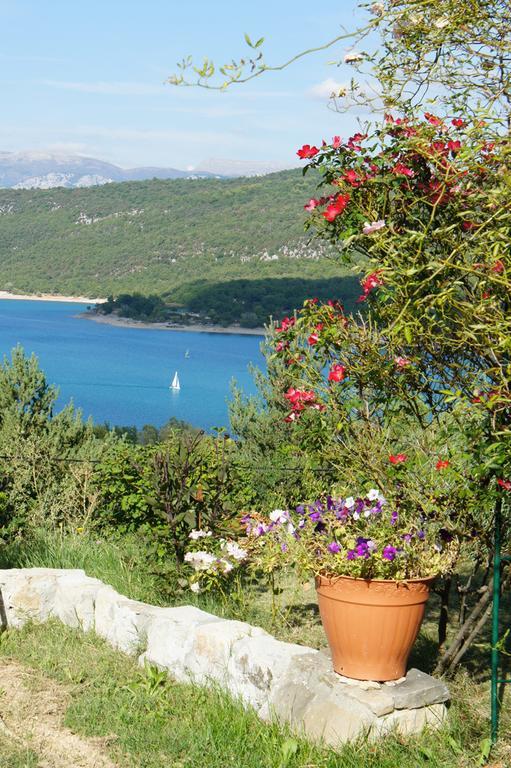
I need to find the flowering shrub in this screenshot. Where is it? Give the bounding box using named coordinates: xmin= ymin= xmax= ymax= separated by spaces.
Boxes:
xmin=184 ymin=528 xmax=247 ymax=593
xmin=240 ymin=490 xmax=458 ymax=581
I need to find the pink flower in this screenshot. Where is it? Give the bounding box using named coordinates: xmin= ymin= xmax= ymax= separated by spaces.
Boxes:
xmin=304 ymin=198 xmax=320 ymax=212
xmin=275 ymin=316 xmax=295 ymax=333
xmin=332 ymin=136 xmax=342 ymax=148
xmin=362 ymin=219 xmax=386 ymax=235
xmin=297 ymin=144 xmax=319 ymax=159
xmin=389 ymin=453 xmax=407 ymax=465
xmin=394 ymin=356 xmax=411 ymax=368
xmin=357 ymin=270 xmax=384 ymax=302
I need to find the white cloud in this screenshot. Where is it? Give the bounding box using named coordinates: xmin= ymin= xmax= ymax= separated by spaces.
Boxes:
xmin=41 ymin=80 xmax=168 ymax=96
xmin=308 ymin=78 xmax=348 ymax=101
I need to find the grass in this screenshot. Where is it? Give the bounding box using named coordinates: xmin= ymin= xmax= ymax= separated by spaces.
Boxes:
xmin=0 ymin=621 xmax=504 ymax=768
xmin=0 ymin=736 xmax=38 ymax=768
xmin=1 ymin=530 xmax=510 ymax=765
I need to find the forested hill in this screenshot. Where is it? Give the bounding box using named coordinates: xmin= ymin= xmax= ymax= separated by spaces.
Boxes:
xmin=0 ymin=170 xmax=359 ymax=322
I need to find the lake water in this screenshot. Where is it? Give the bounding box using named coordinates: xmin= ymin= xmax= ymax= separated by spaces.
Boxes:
xmin=0 ymin=300 xmax=264 ymax=430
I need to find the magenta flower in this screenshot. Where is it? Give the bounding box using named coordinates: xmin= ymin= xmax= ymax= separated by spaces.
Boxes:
xmin=328 ymin=541 xmax=341 ymax=554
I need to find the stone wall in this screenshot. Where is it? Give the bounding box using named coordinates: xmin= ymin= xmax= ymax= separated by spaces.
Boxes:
xmin=0 ymin=568 xmax=450 ymax=748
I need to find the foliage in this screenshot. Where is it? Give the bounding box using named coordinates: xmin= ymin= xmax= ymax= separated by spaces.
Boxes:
xmin=0 ymin=346 xmax=107 ymax=538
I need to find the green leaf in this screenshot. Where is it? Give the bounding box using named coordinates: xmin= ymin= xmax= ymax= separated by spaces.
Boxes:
xmin=244 ymin=33 xmax=253 ymax=47
xmin=255 ymin=37 xmax=265 ymax=48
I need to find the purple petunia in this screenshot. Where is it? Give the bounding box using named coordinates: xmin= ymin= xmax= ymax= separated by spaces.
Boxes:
xmin=417 ymin=529 xmax=425 ymax=540
xmin=328 ymin=541 xmax=341 ymax=554
xmin=347 ymin=549 xmax=357 ymax=560
xmin=391 ymin=510 xmax=398 ymax=526
xmin=382 ymin=545 xmax=398 ymax=561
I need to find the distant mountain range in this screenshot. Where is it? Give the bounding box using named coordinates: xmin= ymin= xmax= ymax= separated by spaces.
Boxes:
xmin=0 ymin=151 xmax=294 ymax=189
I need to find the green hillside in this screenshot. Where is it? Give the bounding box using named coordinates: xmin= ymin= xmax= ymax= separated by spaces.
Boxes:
xmin=0 ymin=170 xmax=359 ymax=322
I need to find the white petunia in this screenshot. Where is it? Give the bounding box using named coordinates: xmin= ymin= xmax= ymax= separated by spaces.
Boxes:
xmin=345 ymin=497 xmax=355 ymax=509
xmin=190 ymin=582 xmax=201 ymax=594
xmin=362 ymin=220 xmax=386 ymax=235
xmin=270 ymin=509 xmax=290 ymax=524
xmin=184 ymin=551 xmax=216 ymax=571
xmin=367 ymin=488 xmax=380 ymax=501
xmin=223 ymin=541 xmax=248 ymax=561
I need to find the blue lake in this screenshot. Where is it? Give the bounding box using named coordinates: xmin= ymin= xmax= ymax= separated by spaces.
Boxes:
xmin=0 ymin=300 xmax=264 ymax=430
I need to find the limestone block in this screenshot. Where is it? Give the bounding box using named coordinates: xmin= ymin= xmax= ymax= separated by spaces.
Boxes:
xmin=227 ymin=634 xmax=319 ymax=712
xmin=184 ymin=619 xmax=268 ymax=685
xmin=52 ymin=572 xmax=104 ymax=631
xmin=140 ymin=605 xmax=223 ymax=681
xmin=1 ymin=570 xmax=59 ymax=626
xmin=301 ymin=694 xmax=376 ymax=746
xmin=373 ymin=702 xmax=447 ymax=737
xmin=389 ymin=668 xmax=450 ymax=709
xmin=94 ymin=587 xmax=169 ymax=653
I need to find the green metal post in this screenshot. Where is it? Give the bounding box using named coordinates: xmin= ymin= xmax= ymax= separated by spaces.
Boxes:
xmin=491 ymin=505 xmax=501 ymax=743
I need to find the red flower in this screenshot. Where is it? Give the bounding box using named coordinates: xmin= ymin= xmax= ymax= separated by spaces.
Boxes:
xmin=332 ymin=135 xmax=342 ymax=148
xmin=431 ymin=141 xmax=447 ymax=154
xmin=447 ymin=140 xmax=461 ymax=153
xmin=297 ymin=144 xmax=319 ymax=159
xmin=491 ymin=260 xmax=505 ymax=274
xmin=451 ymin=118 xmax=464 ymax=128
xmin=497 ymin=479 xmax=511 ymax=491
xmin=436 ymin=459 xmax=450 ymax=470
xmin=284 ymin=411 xmax=300 ymax=423
xmin=392 ymin=162 xmax=415 ymax=178
xmin=462 ymin=221 xmax=477 ymax=231
xmin=424 ymin=112 xmax=442 ymax=126
xmin=308 ymin=332 xmax=319 ymax=345
xmin=322 ymin=194 xmax=350 ymax=222
xmin=328 ymin=363 xmax=346 ymax=382
xmin=275 ymin=316 xmax=295 ymax=333
xmin=342 ymin=169 xmax=364 ymax=187
xmin=482 ymin=291 xmax=491 ymax=299
xmin=357 ymin=270 xmax=384 ymax=301
xmin=389 ymin=453 xmax=407 ymax=464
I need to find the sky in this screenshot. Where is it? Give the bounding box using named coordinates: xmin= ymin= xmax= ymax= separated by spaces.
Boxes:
xmin=0 ymin=0 xmax=373 ymax=170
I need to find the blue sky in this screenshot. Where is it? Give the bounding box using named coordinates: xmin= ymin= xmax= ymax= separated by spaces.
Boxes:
xmin=0 ymin=0 xmax=372 ymax=169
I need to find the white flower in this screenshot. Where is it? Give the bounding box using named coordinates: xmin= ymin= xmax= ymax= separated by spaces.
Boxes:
xmin=371 ymin=2 xmax=384 ymax=15
xmin=345 ymin=497 xmax=355 ymax=509
xmin=219 ymin=559 xmax=233 ymax=574
xmin=367 ymin=488 xmax=380 ymax=501
xmin=344 ymin=51 xmax=364 ymax=64
xmin=223 ymin=541 xmax=248 ymax=561
xmin=353 ymin=511 xmax=360 ymax=520
xmin=190 ymin=582 xmax=201 ymax=594
xmin=188 ymin=529 xmax=212 ymax=540
xmin=364 ymin=509 xmax=372 ymax=518
xmin=269 ymin=509 xmax=290 ymax=524
xmin=362 ymin=220 xmax=386 ymax=235
xmin=287 ymin=522 xmax=296 ymax=535
xmin=184 ymin=551 xmax=216 ymax=571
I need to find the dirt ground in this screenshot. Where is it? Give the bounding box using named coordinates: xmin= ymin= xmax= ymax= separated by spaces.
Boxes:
xmin=0 ymin=660 xmax=118 ymax=768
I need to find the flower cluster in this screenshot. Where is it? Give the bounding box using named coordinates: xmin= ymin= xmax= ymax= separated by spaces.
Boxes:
xmin=184 ymin=529 xmax=247 ymax=593
xmin=240 ymin=490 xmax=458 ymax=580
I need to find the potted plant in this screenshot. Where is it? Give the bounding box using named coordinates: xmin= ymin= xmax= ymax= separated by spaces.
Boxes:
xmin=240 ymin=491 xmax=458 ymax=681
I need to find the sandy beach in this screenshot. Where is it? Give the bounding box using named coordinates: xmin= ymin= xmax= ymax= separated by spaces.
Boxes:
xmin=78 ymin=311 xmax=266 ymax=336
xmin=0 ymin=291 xmax=107 ymax=304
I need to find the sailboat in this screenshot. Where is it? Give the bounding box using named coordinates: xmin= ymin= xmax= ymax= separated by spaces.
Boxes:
xmin=170 ymin=371 xmax=180 ymax=391
xmin=184 ymin=349 xmax=190 ymax=358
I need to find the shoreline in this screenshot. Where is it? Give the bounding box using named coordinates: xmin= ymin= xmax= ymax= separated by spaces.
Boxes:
xmin=0 ymin=291 xmax=106 ymax=305
xmin=78 ymin=311 xmax=266 ymax=336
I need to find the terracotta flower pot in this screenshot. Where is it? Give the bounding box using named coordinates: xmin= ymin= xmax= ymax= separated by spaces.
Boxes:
xmin=316 ymin=574 xmax=433 ymax=681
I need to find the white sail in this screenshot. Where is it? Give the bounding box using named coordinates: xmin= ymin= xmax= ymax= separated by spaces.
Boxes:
xmin=170 ymin=371 xmax=180 ymax=390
